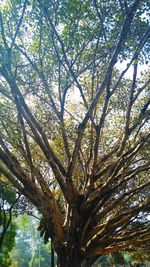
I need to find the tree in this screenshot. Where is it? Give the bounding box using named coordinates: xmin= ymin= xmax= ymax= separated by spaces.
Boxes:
xmin=11 ymin=214 xmax=55 ymax=267
xmin=96 ymin=250 xmax=150 ymax=266
xmin=0 ymin=0 xmax=150 ymax=266
xmin=0 ymin=181 xmax=17 ymax=266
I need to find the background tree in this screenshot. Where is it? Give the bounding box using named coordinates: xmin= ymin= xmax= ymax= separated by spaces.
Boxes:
xmin=11 ymin=214 xmax=56 ymax=267
xmin=0 ymin=0 xmax=150 ymax=266
xmin=96 ymin=250 xmax=150 ymax=266
xmin=0 ymin=181 xmax=18 ymax=267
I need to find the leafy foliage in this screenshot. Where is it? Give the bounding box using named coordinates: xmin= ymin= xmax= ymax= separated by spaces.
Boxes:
xmin=11 ymin=214 xmax=56 ymax=267
xmin=0 ymin=182 xmax=17 ymax=267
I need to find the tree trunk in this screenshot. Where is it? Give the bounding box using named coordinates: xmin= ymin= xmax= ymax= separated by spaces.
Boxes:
xmin=57 ymin=253 xmax=82 ymax=267
xmin=57 ymin=252 xmax=94 ymax=267
xmin=58 ymin=258 xmax=83 ymax=267
xmin=66 ymin=258 xmax=82 ymax=267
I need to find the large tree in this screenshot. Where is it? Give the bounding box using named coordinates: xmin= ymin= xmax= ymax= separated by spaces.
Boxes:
xmin=0 ymin=0 xmax=150 ymax=266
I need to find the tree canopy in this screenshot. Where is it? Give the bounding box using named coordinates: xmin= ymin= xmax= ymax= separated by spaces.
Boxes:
xmin=0 ymin=0 xmax=150 ymax=266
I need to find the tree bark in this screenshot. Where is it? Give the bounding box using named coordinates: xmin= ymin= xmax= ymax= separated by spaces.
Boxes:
xmin=58 ymin=258 xmax=83 ymax=267
xmin=57 ymin=257 xmax=80 ymax=267
xmin=56 ymin=250 xmax=94 ymax=267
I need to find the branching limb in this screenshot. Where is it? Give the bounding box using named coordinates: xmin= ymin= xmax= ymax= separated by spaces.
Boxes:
xmin=118 ymin=57 xmax=138 ymax=155
xmin=10 ymin=0 xmax=27 ymax=51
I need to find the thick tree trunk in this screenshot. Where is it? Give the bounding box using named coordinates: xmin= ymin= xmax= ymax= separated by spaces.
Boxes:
xmin=57 ymin=253 xmax=82 ymax=267
xmin=58 ymin=258 xmax=83 ymax=267
xmin=57 ymin=251 xmax=93 ymax=267
xmin=66 ymin=258 xmax=82 ymax=267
